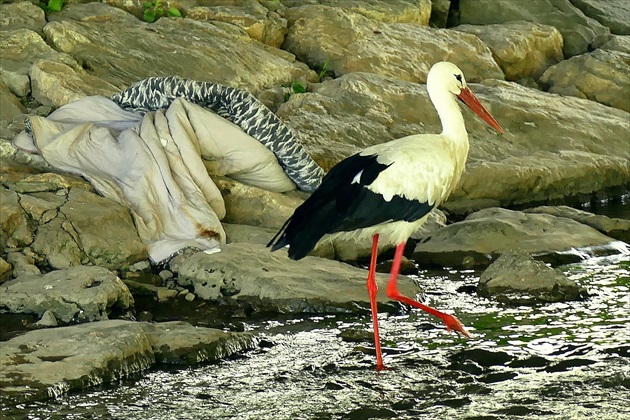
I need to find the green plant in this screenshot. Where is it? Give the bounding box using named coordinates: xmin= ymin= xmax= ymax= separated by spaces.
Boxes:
xmin=143 ymin=0 xmax=182 ymax=23
xmin=317 ymin=59 xmax=330 ymax=81
xmin=39 ymin=0 xmax=63 ymax=12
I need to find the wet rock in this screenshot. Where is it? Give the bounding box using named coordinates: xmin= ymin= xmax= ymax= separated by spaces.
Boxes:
xmin=524 ymin=206 xmax=630 ymax=244
xmin=539 ymin=49 xmax=630 ymax=112
xmin=283 ymin=5 xmax=503 ymax=84
xmin=413 ymin=208 xmax=617 ymax=268
xmin=454 ymin=21 xmax=564 ymax=80
xmin=278 ymin=73 xmax=630 ymax=208
xmin=569 ymin=0 xmax=630 ymax=35
xmin=458 ymin=0 xmax=610 ymax=57
xmin=0 ymin=320 xmax=154 ymax=405
xmin=477 ymin=249 xmax=584 ymax=304
xmin=123 ymin=280 xmax=178 ymax=303
xmin=170 ymin=242 xmax=418 ymax=314
xmin=0 ymin=319 xmax=255 ymax=404
xmin=0 ymin=266 xmax=134 ymax=324
xmin=141 ymin=321 xmax=257 ymax=364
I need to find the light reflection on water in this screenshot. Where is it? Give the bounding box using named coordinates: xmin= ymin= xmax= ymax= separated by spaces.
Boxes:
xmin=6 ymin=254 xmax=630 ymax=420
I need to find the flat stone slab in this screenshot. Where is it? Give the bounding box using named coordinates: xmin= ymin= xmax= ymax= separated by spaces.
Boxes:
xmin=0 ymin=266 xmax=134 ymax=324
xmin=171 ymin=242 xmax=419 ymax=314
xmin=0 ymin=320 xmax=256 ymax=404
xmin=413 ymin=208 xmax=619 ymax=267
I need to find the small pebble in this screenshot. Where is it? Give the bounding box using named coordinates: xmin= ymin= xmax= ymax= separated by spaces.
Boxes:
xmin=185 ymin=292 xmax=196 ymax=302
xmin=159 ymin=270 xmax=174 ymax=281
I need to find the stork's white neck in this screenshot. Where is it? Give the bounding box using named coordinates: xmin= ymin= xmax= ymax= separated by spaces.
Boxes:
xmin=428 ymin=86 xmax=468 ymax=143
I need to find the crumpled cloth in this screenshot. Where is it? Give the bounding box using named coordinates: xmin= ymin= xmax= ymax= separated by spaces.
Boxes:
xmin=14 ymin=93 xmax=311 ymax=263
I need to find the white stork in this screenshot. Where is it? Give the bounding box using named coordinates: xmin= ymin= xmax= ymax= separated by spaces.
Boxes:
xmin=267 ymin=61 xmax=503 ymax=370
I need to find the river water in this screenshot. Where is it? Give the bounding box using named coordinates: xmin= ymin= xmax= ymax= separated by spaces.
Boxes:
xmin=6 ymin=250 xmax=629 ymax=419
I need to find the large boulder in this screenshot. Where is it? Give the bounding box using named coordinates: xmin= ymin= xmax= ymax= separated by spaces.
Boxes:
xmin=601 ymin=35 xmax=630 ymax=53
xmin=33 ymin=2 xmax=315 ymax=106
xmin=282 ymin=0 xmax=433 ymax=25
xmin=0 ymin=320 xmax=256 ymax=404
xmin=413 ymin=208 xmax=618 ymax=268
xmin=276 ymin=72 xmax=630 ymax=207
xmin=454 ymin=21 xmax=564 ymax=81
xmin=186 ymin=1 xmax=288 ymax=47
xmin=0 ymin=266 xmax=134 ymax=324
xmin=282 ymin=5 xmax=503 ymax=83
xmin=170 ymin=242 xmax=419 ymax=313
xmin=538 ymin=49 xmax=630 ymax=112
xmin=458 ymin=0 xmax=610 ymax=58
xmin=569 ymin=0 xmax=630 ymax=35
xmin=477 ymin=249 xmax=585 ymax=304
xmin=524 ymin=206 xmax=630 ymax=243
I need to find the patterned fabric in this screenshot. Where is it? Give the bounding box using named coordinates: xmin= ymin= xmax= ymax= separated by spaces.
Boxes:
xmin=110 ymin=76 xmax=323 ymax=192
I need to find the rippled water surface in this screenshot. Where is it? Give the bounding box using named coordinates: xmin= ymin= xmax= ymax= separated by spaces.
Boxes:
xmin=6 ymin=253 xmax=630 ymax=420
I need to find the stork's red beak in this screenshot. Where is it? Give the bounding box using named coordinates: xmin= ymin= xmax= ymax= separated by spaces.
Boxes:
xmin=457 ymin=87 xmax=504 ymax=134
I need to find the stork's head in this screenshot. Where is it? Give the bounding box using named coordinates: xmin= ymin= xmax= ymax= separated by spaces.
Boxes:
xmin=427 ymin=61 xmax=504 ymax=134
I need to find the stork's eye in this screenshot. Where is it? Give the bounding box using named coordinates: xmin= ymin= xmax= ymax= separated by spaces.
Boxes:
xmin=454 ymin=74 xmax=463 ymax=83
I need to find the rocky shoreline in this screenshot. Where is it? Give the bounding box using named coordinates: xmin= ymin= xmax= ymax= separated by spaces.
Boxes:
xmin=1 ymin=0 xmax=629 ymax=405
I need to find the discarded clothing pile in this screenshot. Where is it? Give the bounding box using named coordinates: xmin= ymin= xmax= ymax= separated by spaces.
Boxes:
xmin=14 ymin=77 xmax=323 ymax=263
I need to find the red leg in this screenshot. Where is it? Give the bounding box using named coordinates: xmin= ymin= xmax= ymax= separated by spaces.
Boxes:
xmin=366 ymin=234 xmax=385 ymax=371
xmin=386 ymin=242 xmax=470 ymax=337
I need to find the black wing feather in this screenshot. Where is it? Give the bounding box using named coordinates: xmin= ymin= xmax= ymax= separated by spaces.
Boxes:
xmin=268 ymin=153 xmax=433 ymax=260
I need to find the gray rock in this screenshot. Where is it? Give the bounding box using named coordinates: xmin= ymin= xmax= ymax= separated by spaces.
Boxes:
xmin=570 ymin=0 xmax=630 ymax=35
xmin=413 ymin=208 xmax=618 ymax=268
xmin=171 ymin=242 xmax=419 ymax=314
xmin=187 ymin=1 xmax=288 ymax=47
xmin=0 ymin=28 xmax=79 ymax=97
xmin=282 ymin=0 xmax=433 ymax=25
xmin=30 ymin=59 xmax=120 ymax=109
xmin=454 ymin=21 xmax=564 ymax=80
xmin=0 ymin=186 xmax=35 ymax=248
xmin=5 ymin=252 xmax=40 ymax=278
xmin=458 ymin=0 xmax=610 ymax=57
xmin=283 ymin=5 xmax=503 ymax=84
xmin=0 ymin=266 xmax=134 ymax=324
xmin=30 ymin=2 xmax=315 ymax=107
xmin=0 ymin=80 xmax=26 ymax=122
xmin=524 ymin=206 xmax=630 ymax=244
xmin=478 ymin=249 xmax=584 ymax=304
xmin=0 ymin=1 xmax=46 ymax=34
xmin=215 ymin=177 xmax=305 ymax=230
xmin=0 ymin=319 xmax=256 ymax=404
xmin=59 ymin=189 xmax=148 ymax=269
xmin=601 ymin=35 xmax=630 ymax=53
xmin=0 ymin=257 xmax=11 ymax=284
xmin=429 ymin=0 xmax=451 ymax=28
xmin=34 ymin=309 xmax=58 ymax=327
xmin=539 ymin=49 xmax=630 ymax=112
xmin=277 ymin=72 xmax=630 ymax=209
xmin=142 ymin=320 xmax=256 ymax=364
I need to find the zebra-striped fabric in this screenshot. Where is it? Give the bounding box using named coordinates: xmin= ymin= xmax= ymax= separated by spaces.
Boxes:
xmin=110 ymin=76 xmax=323 ymax=192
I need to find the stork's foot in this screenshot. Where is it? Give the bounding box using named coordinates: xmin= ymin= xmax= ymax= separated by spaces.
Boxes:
xmin=441 ymin=313 xmax=470 ymax=337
